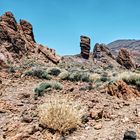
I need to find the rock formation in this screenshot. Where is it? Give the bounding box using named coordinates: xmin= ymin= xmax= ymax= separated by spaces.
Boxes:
xmin=107 ymin=80 xmax=140 ymax=100
xmin=0 ymin=11 xmax=61 ymax=68
xmin=93 ymin=43 xmax=114 ymax=59
xmin=116 ymin=48 xmax=136 ymax=69
xmin=80 ymin=35 xmax=90 ymax=59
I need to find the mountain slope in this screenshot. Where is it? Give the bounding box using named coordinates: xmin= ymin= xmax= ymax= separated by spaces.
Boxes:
xmin=108 ymin=39 xmax=140 ymax=63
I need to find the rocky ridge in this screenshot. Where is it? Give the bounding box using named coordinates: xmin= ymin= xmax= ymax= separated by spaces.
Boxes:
xmin=0 ymin=11 xmax=61 ymax=69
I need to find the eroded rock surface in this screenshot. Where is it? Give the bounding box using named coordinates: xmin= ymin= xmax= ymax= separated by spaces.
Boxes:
xmin=80 ymin=36 xmax=90 ymax=59
xmin=107 ymin=80 xmax=140 ymax=100
xmin=93 ymin=43 xmax=114 ymax=60
xmin=0 ymin=11 xmax=61 ymax=68
xmin=116 ymin=48 xmax=136 ymax=69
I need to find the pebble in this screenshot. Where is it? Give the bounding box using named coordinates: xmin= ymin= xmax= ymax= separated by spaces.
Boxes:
xmin=94 ymin=122 xmax=102 ymax=130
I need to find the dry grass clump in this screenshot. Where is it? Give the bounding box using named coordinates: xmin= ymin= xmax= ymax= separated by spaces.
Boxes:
xmin=89 ymin=73 xmax=100 ymax=82
xmin=38 ymin=95 xmax=84 ymax=135
xmin=59 ymin=70 xmax=70 ymax=80
xmin=116 ymin=71 xmax=140 ymax=86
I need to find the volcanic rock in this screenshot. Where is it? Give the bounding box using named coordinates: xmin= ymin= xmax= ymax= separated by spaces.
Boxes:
xmin=107 ymin=80 xmax=140 ymax=100
xmin=123 ymin=131 xmax=136 ymax=140
xmin=116 ymin=48 xmax=136 ymax=69
xmin=93 ymin=43 xmax=114 ymax=60
xmin=108 ymin=39 xmax=140 ymax=64
xmin=80 ymin=35 xmax=90 ymax=59
xmin=0 ymin=11 xmax=61 ymax=68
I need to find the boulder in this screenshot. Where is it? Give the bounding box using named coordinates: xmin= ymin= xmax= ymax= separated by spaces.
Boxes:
xmin=123 ymin=131 xmax=136 ymax=140
xmin=116 ymin=48 xmax=136 ymax=69
xmin=107 ymin=80 xmax=140 ymax=100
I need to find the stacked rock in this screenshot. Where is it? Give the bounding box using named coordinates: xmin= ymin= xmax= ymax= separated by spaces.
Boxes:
xmin=80 ymin=35 xmax=90 ymax=59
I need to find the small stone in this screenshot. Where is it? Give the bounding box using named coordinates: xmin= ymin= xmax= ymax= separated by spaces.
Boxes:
xmin=122 ymin=117 xmax=129 ymax=123
xmin=90 ymin=108 xmax=103 ymax=120
xmin=59 ymin=136 xmax=66 ymax=140
xmin=85 ymin=126 xmax=90 ymax=130
xmin=135 ymin=108 xmax=140 ymax=117
xmin=94 ymin=122 xmax=102 ymax=130
xmin=123 ymin=131 xmax=136 ymax=140
xmin=0 ymin=109 xmax=6 ymax=113
xmin=81 ymin=114 xmax=89 ymax=124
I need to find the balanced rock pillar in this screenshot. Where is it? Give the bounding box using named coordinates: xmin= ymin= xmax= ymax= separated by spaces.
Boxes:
xmin=80 ymin=35 xmax=90 ymax=59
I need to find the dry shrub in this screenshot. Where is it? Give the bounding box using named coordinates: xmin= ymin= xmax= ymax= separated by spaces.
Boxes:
xmin=89 ymin=73 xmax=100 ymax=82
xmin=59 ymin=70 xmax=69 ymax=80
xmin=116 ymin=71 xmax=140 ymax=86
xmin=38 ymin=94 xmax=84 ymax=135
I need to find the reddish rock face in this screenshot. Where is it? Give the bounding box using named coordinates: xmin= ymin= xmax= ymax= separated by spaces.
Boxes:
xmin=0 ymin=11 xmax=60 ymax=67
xmin=107 ymin=80 xmax=140 ymax=100
xmin=80 ymin=36 xmax=90 ymax=59
xmin=93 ymin=43 xmax=114 ymax=59
xmin=116 ymin=48 xmax=136 ymax=69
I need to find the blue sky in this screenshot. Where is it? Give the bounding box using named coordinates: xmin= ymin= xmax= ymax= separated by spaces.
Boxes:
xmin=1 ymin=0 xmax=140 ymax=55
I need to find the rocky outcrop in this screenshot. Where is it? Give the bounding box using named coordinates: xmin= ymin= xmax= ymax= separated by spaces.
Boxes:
xmin=116 ymin=48 xmax=136 ymax=69
xmin=0 ymin=11 xmax=60 ymax=68
xmin=108 ymin=39 xmax=140 ymax=64
xmin=80 ymin=36 xmax=90 ymax=59
xmin=37 ymin=45 xmax=60 ymax=64
xmin=107 ymin=80 xmax=140 ymax=100
xmin=93 ymin=43 xmax=114 ymax=59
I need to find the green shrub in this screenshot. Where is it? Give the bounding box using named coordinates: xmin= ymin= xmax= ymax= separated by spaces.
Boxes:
xmin=100 ymin=76 xmax=110 ymax=82
xmin=35 ymin=83 xmax=51 ymax=96
xmin=68 ymin=72 xmax=91 ymax=82
xmin=34 ymin=81 xmax=63 ymax=96
xmin=112 ymin=72 xmax=118 ymax=77
xmin=59 ymin=71 xmax=70 ymax=80
xmin=136 ymin=79 xmax=140 ymax=87
xmin=136 ymin=67 xmax=140 ymax=71
xmin=8 ymin=66 xmax=16 ymax=73
xmin=25 ymin=69 xmax=51 ymax=80
xmin=24 ymin=70 xmax=33 ymax=76
xmin=47 ymin=67 xmax=61 ymax=76
xmin=100 ymin=72 xmax=110 ymax=82
xmin=50 ymin=81 xmax=63 ymax=90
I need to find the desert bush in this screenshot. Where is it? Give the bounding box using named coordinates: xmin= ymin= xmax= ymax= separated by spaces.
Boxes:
xmin=50 ymin=81 xmax=63 ymax=90
xmin=22 ymin=59 xmax=37 ymax=68
xmin=59 ymin=71 xmax=70 ymax=80
xmin=112 ymin=72 xmax=118 ymax=77
xmin=80 ymin=73 xmax=91 ymax=82
xmin=34 ymin=81 xmax=63 ymax=96
xmin=100 ymin=76 xmax=109 ymax=82
xmin=38 ymin=95 xmax=84 ymax=135
xmin=100 ymin=73 xmax=110 ymax=82
xmin=25 ymin=69 xmax=51 ymax=80
xmin=47 ymin=67 xmax=61 ymax=76
xmin=8 ymin=66 xmax=16 ymax=73
xmin=89 ymin=73 xmax=100 ymax=82
xmin=136 ymin=67 xmax=140 ymax=72
xmin=136 ymin=80 xmax=140 ymax=87
xmin=117 ymin=71 xmax=140 ymax=86
xmin=67 ymin=72 xmax=91 ymax=82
